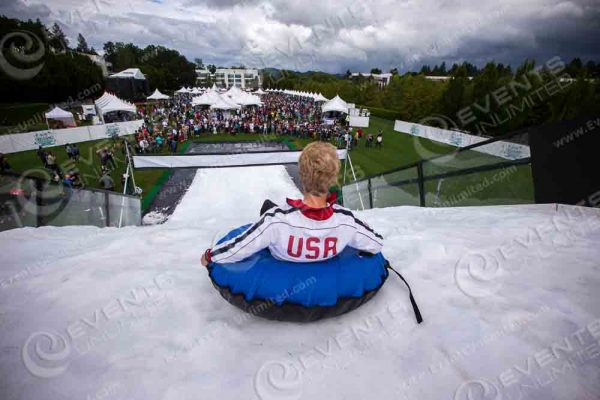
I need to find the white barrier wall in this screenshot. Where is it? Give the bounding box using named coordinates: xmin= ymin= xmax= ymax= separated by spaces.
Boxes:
xmin=349 ymin=116 xmax=370 ymax=128
xmin=393 ymin=120 xmax=530 ymax=160
xmin=0 ymin=120 xmax=144 ymax=154
xmin=134 ymin=150 xmax=348 ymax=169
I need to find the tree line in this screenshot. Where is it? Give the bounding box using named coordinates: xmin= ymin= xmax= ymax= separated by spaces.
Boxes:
xmin=266 ymin=59 xmax=600 ymax=136
xmin=0 ymin=15 xmax=197 ymax=105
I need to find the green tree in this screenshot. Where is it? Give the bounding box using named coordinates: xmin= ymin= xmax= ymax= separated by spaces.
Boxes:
xmin=49 ymin=23 xmax=69 ymax=52
xmin=76 ymin=33 xmax=89 ymax=53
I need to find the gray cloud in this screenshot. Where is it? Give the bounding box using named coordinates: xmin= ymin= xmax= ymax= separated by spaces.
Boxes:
xmin=1 ymin=0 xmax=598 ymax=73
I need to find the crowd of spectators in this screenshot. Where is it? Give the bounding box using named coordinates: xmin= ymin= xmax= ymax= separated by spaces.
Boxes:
xmin=132 ymin=92 xmax=382 ymax=154
xmin=17 ymin=92 xmax=383 ymax=195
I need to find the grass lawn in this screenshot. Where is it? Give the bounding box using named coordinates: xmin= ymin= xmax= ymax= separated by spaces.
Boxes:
xmin=4 ymin=137 xmax=181 ymax=211
xmin=3 ymin=116 xmax=534 ymax=213
xmin=340 ymin=117 xmax=534 ymax=208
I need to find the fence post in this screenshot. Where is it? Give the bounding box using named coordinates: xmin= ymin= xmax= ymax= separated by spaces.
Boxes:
xmin=417 ymin=162 xmax=426 ymax=207
xmin=35 ymin=178 xmax=44 ymax=227
xmin=104 ymin=191 xmax=110 ymax=227
xmin=368 ymin=178 xmax=373 ymax=209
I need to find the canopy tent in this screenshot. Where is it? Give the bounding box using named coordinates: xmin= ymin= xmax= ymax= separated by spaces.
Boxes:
xmin=210 ymin=95 xmax=241 ymax=110
xmin=109 ymin=68 xmax=146 ymax=80
xmin=225 ymin=86 xmax=244 ymax=98
xmin=226 ymin=89 xmax=262 ymax=107
xmin=45 ymin=106 xmax=76 ymax=128
xmin=175 ymin=87 xmax=190 ymax=94
xmin=236 ymin=92 xmax=262 ymax=106
xmin=106 ymin=68 xmax=149 ymax=101
xmin=191 ymin=87 xmax=203 ymax=95
xmin=147 ymin=89 xmax=170 ymax=100
xmin=95 ymin=92 xmax=137 ymax=120
xmin=314 ymin=93 xmax=328 ymax=102
xmin=321 ymin=95 xmax=349 ymax=113
xmin=255 ymin=88 xmax=265 ymax=95
xmin=192 ymin=90 xmax=221 ymax=106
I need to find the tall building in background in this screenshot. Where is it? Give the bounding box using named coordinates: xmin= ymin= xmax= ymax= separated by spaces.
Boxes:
xmin=350 ymin=72 xmax=393 ymax=88
xmin=196 ymin=68 xmax=262 ymax=89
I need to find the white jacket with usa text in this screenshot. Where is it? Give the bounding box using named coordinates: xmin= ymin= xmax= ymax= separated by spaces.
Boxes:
xmin=206 ymin=197 xmax=384 ymax=264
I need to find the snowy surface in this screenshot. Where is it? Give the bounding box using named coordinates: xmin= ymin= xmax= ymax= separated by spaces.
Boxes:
xmin=1 ymin=165 xmax=600 ymax=400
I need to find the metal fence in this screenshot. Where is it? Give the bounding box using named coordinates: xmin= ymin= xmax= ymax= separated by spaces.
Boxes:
xmin=0 ymin=172 xmax=141 ymax=232
xmin=342 ymin=128 xmax=534 ymax=210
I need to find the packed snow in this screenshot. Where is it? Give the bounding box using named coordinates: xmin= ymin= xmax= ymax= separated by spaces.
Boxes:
xmin=0 ymin=165 xmax=599 ymax=400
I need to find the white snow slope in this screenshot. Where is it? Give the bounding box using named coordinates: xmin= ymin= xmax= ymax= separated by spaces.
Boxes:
xmin=1 ymin=165 xmax=600 ymax=400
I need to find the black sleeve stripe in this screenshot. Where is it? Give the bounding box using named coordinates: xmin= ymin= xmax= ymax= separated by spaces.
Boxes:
xmin=213 ymin=223 xmax=273 ymax=262
xmin=211 ymin=207 xmax=298 ymax=257
xmin=356 ymin=231 xmax=384 ymax=247
xmin=333 ymin=209 xmax=384 ymax=240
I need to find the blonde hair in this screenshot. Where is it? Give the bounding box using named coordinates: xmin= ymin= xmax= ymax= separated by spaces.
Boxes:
xmin=299 ymin=142 xmax=340 ymax=196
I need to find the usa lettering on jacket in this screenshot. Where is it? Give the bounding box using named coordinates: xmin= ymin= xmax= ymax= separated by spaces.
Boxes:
xmin=209 ymin=201 xmax=383 ymax=264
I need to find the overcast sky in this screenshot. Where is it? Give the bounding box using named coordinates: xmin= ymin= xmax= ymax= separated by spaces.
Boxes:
xmin=2 ymin=0 xmax=599 ymax=73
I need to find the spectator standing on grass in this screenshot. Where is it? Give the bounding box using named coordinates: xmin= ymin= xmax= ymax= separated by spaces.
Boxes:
xmin=376 ymin=133 xmax=383 ymax=148
xmin=71 ymin=144 xmax=80 ymax=161
xmin=97 ymin=148 xmax=109 ymax=169
xmin=366 ymin=133 xmax=373 ymax=148
xmin=65 ymin=143 xmax=75 ymax=160
xmin=37 ymin=146 xmax=47 ymax=167
xmin=46 ymin=151 xmax=59 ymax=175
xmin=139 ymin=137 xmax=149 ymax=153
xmin=169 ymin=137 xmax=178 ymax=153
xmin=106 ymin=147 xmax=116 ymax=169
xmin=0 ymin=153 xmax=11 ymax=172
xmin=99 ymin=172 xmax=114 ymax=191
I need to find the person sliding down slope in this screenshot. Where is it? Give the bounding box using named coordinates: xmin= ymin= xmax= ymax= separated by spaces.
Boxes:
xmin=201 ymin=142 xmax=383 ymax=266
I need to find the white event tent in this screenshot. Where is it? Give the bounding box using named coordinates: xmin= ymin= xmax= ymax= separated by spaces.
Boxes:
xmin=322 ymin=95 xmax=349 ymax=114
xmin=94 ymin=92 xmax=137 ymax=121
xmin=147 ymin=89 xmax=170 ymax=101
xmin=191 ymin=90 xmax=221 ymax=106
xmin=210 ymin=95 xmax=241 ymax=110
xmin=314 ymin=93 xmax=328 ymax=102
xmin=45 ymin=106 xmax=76 ymax=128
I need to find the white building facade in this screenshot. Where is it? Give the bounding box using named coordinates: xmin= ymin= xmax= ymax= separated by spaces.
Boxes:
xmin=196 ymin=68 xmax=262 ymax=89
xmin=350 ymin=72 xmax=393 ymax=87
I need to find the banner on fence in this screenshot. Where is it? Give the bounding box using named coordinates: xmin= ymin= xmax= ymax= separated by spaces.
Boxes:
xmin=0 ymin=120 xmax=144 ymax=154
xmin=133 ymin=150 xmax=348 ymax=169
xmin=394 ymin=120 xmax=530 ymax=160
xmin=349 ymin=116 xmax=370 ymax=128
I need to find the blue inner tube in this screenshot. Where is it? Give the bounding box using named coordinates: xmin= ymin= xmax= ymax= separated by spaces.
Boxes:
xmin=208 ymin=224 xmax=390 ymax=322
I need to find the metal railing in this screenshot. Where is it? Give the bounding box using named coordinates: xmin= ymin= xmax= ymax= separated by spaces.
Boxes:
xmin=341 ymin=128 xmax=534 ymax=210
xmin=0 ymin=171 xmax=141 ymax=232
